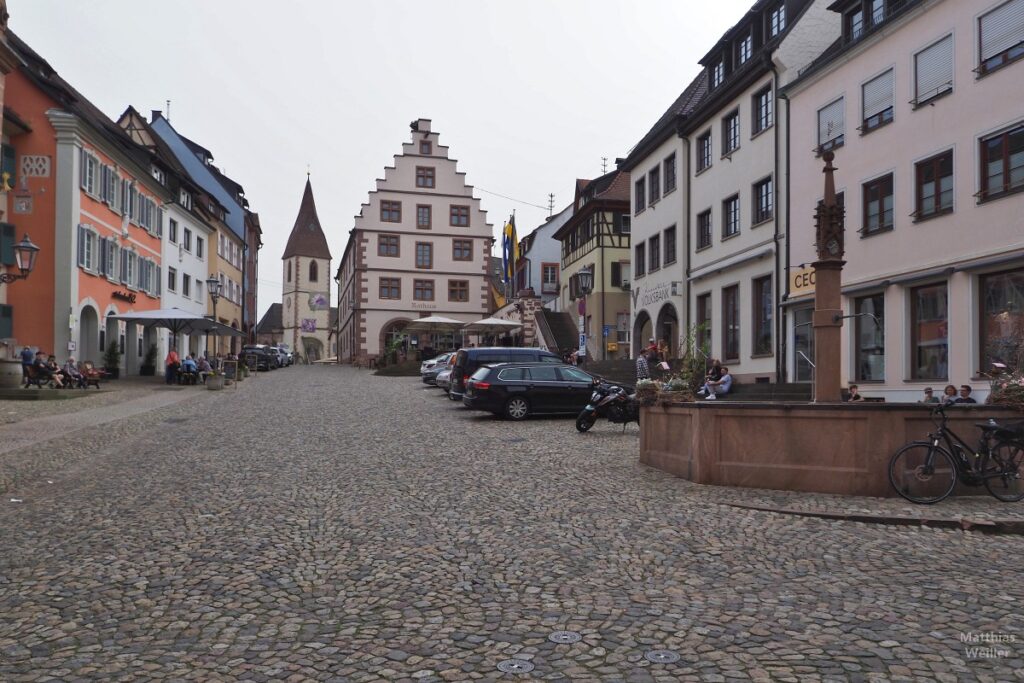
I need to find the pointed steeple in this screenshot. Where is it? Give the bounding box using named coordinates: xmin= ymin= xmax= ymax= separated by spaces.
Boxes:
xmin=282 ymin=178 xmax=332 ymax=260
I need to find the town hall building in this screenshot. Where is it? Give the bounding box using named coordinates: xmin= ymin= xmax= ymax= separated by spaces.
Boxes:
xmin=335 ymin=118 xmax=492 ymax=363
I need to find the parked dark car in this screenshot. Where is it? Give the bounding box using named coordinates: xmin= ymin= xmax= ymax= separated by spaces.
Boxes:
xmin=462 ymin=362 xmax=599 ymax=420
xmin=450 ymin=347 xmax=562 ymax=399
xmin=242 ymin=344 xmax=278 ymax=371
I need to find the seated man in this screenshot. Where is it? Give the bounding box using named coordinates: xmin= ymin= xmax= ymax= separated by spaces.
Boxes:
xmin=181 ymin=354 xmax=198 ymax=383
xmin=954 ymin=385 xmax=977 ymax=404
xmin=62 ymin=357 xmax=87 ymax=389
xmin=32 ymin=351 xmax=62 ymax=388
xmin=698 ymin=366 xmax=732 ymax=399
xmin=845 ymin=384 xmax=866 ymax=402
xmin=196 ymin=356 xmax=212 ymax=384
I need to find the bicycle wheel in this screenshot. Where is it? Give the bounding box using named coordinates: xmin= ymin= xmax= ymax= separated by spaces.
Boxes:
xmin=889 ymin=443 xmax=958 ymax=504
xmin=984 ymin=442 xmax=1024 ymax=502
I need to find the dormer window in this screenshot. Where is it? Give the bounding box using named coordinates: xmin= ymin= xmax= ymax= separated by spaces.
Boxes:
xmin=847 ymin=7 xmax=865 ymax=40
xmin=178 ymin=189 xmax=192 ymax=210
xmin=870 ymin=0 xmax=885 ymax=24
xmin=737 ymin=34 xmax=752 ymax=65
xmin=711 ymin=60 xmax=725 ymax=88
xmin=769 ymin=4 xmax=785 ymax=37
xmin=151 ymin=166 xmax=166 ymax=184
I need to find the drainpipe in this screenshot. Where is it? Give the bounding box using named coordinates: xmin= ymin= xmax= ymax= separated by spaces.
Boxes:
xmin=779 ymin=85 xmax=792 ymax=384
xmin=600 ymin=225 xmax=606 ymax=361
xmin=679 ymin=123 xmax=692 ymax=346
xmin=773 ymin=65 xmax=784 ymax=383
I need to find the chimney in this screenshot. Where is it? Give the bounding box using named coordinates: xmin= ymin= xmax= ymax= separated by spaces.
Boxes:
xmin=151 ymin=110 xmax=163 ymax=122
xmin=414 ymin=118 xmax=432 ymax=134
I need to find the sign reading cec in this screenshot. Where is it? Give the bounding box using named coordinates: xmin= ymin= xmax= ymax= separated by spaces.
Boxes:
xmin=789 ymin=266 xmax=816 ymax=297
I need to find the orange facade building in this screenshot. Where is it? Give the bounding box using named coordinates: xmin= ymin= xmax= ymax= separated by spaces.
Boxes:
xmin=4 ymin=32 xmax=175 ymax=371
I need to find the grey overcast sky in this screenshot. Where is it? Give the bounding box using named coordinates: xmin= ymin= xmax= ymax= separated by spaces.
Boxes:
xmin=11 ymin=0 xmax=752 ymax=318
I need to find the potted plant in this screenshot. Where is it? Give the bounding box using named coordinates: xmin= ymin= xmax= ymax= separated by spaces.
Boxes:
xmin=635 ymin=379 xmax=660 ymax=406
xmin=139 ymin=343 xmax=158 ymax=376
xmin=658 ymin=375 xmax=695 ymax=405
xmin=206 ymin=369 xmax=225 ymax=391
xmin=103 ymin=341 xmax=122 ymax=379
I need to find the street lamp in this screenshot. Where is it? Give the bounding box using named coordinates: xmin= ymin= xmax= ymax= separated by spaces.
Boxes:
xmin=206 ymin=275 xmax=222 ymax=355
xmin=0 ymin=234 xmax=40 ymax=284
xmin=576 ymin=266 xmax=594 ymax=365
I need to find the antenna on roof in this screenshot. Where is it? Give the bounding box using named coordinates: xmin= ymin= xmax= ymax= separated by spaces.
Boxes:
xmin=548 ymin=193 xmax=554 ymax=217
xmin=601 ymin=157 xmax=608 ymax=174
xmin=166 ymin=100 xmax=171 ymax=123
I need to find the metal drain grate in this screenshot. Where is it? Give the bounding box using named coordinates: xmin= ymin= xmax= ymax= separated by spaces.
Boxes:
xmin=644 ymin=649 xmax=680 ymax=664
xmin=503 ymin=437 xmax=526 ymax=443
xmin=496 ymin=659 xmax=535 ymax=674
xmin=548 ymin=630 xmax=582 ymax=644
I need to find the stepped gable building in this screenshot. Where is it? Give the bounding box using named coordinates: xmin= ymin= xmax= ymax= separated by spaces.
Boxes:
xmin=282 ymin=178 xmax=332 ymax=361
xmin=782 ymin=0 xmax=1024 ymax=400
xmin=335 ymin=118 xmax=493 ymax=363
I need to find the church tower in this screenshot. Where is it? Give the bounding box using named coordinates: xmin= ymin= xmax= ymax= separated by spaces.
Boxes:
xmin=282 ymin=178 xmax=333 ymax=362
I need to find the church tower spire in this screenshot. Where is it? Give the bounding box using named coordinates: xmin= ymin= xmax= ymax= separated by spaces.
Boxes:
xmin=282 ymin=178 xmax=333 ymax=362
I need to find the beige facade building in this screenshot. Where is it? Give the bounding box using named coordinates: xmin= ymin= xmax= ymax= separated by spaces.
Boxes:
xmin=282 ymin=179 xmax=332 ymax=361
xmin=336 ymin=119 xmax=492 ymax=362
xmin=553 ymin=171 xmax=631 ymax=361
xmin=783 ymin=0 xmax=1024 ymax=400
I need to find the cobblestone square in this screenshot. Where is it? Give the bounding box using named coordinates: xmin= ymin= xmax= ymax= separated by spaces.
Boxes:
xmin=1 ymin=366 xmax=1022 ymax=681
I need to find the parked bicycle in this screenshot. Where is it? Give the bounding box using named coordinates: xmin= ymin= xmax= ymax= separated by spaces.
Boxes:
xmin=889 ymin=404 xmax=1024 ymax=504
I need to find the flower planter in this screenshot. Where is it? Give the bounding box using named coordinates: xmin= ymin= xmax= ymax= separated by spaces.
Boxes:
xmin=206 ymin=375 xmax=225 ymax=391
xmin=657 ymin=390 xmax=694 ymax=406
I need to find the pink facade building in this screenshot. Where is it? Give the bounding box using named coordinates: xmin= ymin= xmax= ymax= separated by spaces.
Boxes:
xmin=783 ymin=0 xmax=1024 ymax=399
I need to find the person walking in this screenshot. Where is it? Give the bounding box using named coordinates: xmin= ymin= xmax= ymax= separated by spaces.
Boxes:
xmin=19 ymin=346 xmax=34 ymax=380
xmin=636 ymin=350 xmax=651 ymax=382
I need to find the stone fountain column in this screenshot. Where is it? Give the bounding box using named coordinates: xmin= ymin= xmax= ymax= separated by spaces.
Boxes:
xmin=812 ymin=151 xmax=846 ymax=403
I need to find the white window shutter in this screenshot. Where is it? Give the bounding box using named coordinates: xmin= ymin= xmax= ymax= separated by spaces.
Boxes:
xmin=915 ymin=35 xmax=953 ymax=100
xmin=818 ymin=98 xmax=845 ymax=144
xmin=981 ymin=0 xmax=1024 ymax=61
xmin=862 ymin=69 xmax=894 ymax=119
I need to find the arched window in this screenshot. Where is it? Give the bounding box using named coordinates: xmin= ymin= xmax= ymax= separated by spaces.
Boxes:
xmin=309 ymin=261 xmax=318 ymax=282
xmin=287 ymin=260 xmax=292 ymax=282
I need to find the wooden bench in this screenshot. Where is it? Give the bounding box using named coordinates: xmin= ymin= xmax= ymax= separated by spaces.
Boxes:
xmin=80 ymin=361 xmax=104 ymax=389
xmin=23 ymin=365 xmax=55 ymax=389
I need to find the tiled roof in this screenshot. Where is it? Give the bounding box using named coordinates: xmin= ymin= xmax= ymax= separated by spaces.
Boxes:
xmin=283 ymin=179 xmax=332 ymax=259
xmin=620 ymin=71 xmax=708 ymax=171
xmin=256 ymin=303 xmax=282 ymax=333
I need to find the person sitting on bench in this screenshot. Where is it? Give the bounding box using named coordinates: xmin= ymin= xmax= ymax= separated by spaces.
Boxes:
xmin=180 ymin=354 xmax=198 ymax=383
xmin=62 ymin=357 xmax=87 ymax=388
xmin=31 ymin=351 xmax=62 ymax=388
xmin=698 ymin=366 xmax=732 ymax=399
xmin=196 ymin=356 xmax=212 ymax=384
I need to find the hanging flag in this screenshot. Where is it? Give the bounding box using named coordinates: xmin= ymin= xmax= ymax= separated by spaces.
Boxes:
xmin=502 ymin=214 xmax=519 ymax=284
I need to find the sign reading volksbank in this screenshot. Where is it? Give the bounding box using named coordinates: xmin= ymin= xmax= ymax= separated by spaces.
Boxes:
xmin=631 ymin=280 xmax=674 ymax=309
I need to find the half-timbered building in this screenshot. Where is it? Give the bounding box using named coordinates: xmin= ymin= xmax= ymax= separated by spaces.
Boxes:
xmin=552 ymin=170 xmax=632 ymax=361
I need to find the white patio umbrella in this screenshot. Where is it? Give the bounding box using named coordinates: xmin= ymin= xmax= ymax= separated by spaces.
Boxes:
xmin=107 ymin=308 xmax=246 ymax=337
xmin=403 ymin=315 xmax=465 ymax=333
xmin=461 ymin=317 xmax=523 ymax=334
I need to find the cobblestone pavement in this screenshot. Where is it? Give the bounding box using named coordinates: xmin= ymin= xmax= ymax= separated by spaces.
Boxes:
xmin=1 ymin=366 xmax=1022 ymax=682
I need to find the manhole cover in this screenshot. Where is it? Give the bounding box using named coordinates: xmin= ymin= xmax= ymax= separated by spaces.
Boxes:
xmin=496 ymin=659 xmax=535 ymax=673
xmin=644 ymin=649 xmax=680 ymax=664
xmin=548 ymin=630 xmax=582 ymax=644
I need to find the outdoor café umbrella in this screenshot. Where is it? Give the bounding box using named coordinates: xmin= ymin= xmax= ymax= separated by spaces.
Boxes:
xmin=107 ymin=308 xmax=246 ymax=338
xmin=461 ymin=317 xmax=523 ymax=334
xmin=403 ymin=315 xmax=465 ymax=333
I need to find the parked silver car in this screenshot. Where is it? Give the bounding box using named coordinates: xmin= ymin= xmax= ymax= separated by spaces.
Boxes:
xmin=434 ymin=368 xmax=453 ymax=395
xmin=420 ymin=352 xmax=454 ymax=384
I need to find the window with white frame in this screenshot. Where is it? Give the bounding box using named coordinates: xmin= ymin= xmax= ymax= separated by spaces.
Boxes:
xmin=76 ymin=225 xmax=98 ymax=271
xmin=723 ymin=111 xmax=740 ymax=154
xmin=183 ymin=274 xmax=191 ymax=298
xmin=710 ymin=59 xmax=724 ymax=88
xmin=79 ymin=151 xmax=100 ymax=196
xmin=183 ymin=227 xmax=192 ymax=252
xmin=125 ymin=251 xmax=138 ymax=288
xmin=196 ymin=236 xmax=205 ymax=259
xmin=913 ymin=35 xmax=953 ymax=105
xmin=723 ymin=195 xmax=740 ymax=238
xmin=818 ymin=98 xmax=845 ymax=151
xmin=168 ymin=266 xmax=177 ymax=292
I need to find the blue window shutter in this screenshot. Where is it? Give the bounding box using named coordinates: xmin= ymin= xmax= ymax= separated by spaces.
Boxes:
xmin=77 ymin=225 xmax=86 ymax=267
xmin=98 ymin=237 xmax=107 ymax=275
xmin=120 ymin=248 xmax=128 ymax=284
xmin=0 ymin=223 xmax=14 ymax=266
xmin=80 ymin=149 xmax=88 ymax=190
xmin=0 ymin=304 xmax=12 ymax=339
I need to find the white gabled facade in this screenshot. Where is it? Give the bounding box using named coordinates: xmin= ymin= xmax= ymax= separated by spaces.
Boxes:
xmin=158 ymin=193 xmax=213 ymax=360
